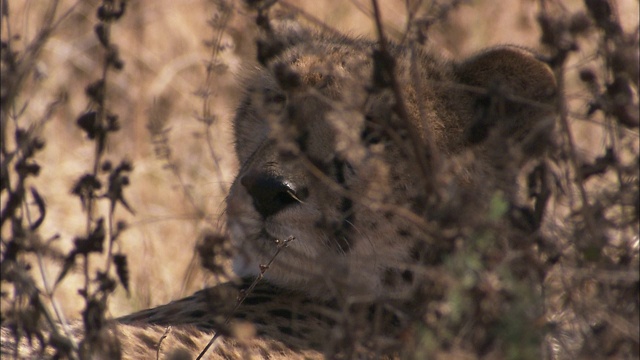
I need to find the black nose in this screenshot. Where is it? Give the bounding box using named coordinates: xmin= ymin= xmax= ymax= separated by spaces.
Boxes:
xmin=240 ymin=171 xmax=303 ymax=218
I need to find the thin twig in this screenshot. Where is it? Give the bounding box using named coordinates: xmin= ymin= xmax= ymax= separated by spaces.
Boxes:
xmin=195 ymin=236 xmax=295 ymax=360
xmin=554 ymin=58 xmax=599 ymax=240
xmin=200 ymin=2 xmax=233 ymax=195
xmin=156 ymin=326 xmax=172 ymax=360
xmin=370 ymin=0 xmax=433 ymax=196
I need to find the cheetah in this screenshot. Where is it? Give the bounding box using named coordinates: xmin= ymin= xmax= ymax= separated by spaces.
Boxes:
xmin=2 ymin=15 xmax=558 ymax=360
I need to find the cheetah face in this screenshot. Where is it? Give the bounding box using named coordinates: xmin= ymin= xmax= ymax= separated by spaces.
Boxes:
xmin=226 ymin=27 xmax=556 ymax=300
xmin=226 ymin=35 xmax=425 ymax=300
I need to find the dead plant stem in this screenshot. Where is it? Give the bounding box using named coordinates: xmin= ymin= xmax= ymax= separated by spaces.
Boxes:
xmin=195 ymin=236 xmax=294 ymax=360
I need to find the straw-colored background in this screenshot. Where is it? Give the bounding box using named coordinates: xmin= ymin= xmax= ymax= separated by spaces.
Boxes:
xmin=4 ymin=0 xmax=638 ymax=320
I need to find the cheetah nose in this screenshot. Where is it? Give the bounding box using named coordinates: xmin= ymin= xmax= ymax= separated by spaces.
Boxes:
xmin=240 ymin=171 xmax=304 ymax=218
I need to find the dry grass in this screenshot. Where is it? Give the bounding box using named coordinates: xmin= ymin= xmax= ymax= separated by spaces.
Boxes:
xmin=2 ymin=0 xmax=638 ymax=358
xmin=3 ymin=0 xmax=243 ymax=319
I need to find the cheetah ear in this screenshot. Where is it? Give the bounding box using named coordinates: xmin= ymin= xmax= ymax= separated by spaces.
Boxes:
xmin=455 ymin=46 xmax=557 ymax=151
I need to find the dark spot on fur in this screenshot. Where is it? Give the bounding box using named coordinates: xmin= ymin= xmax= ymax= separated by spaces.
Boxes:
xmin=269 ymin=92 xmax=287 ymax=104
xmin=273 ymin=62 xmax=302 ymax=89
xmin=258 ymin=348 xmax=271 ymax=358
xmin=218 ymin=345 xmax=236 ymax=359
xmin=122 ymin=312 xmax=151 ymax=323
xmin=382 ymin=268 xmax=398 ymax=287
xmin=136 ymin=331 xmax=158 ymax=350
xmin=361 ymin=125 xmax=382 ymax=145
xmin=360 ymin=129 xmax=381 ymax=145
xmin=202 ymin=320 xmax=218 ymax=331
xmin=256 ymin=36 xmax=284 ymax=65
xmin=410 ymin=195 xmax=426 ymax=213
xmin=252 ymin=317 xmax=268 ymax=326
xmin=396 ymin=128 xmax=409 ymax=140
xmin=242 ymin=295 xmax=272 ymax=305
xmin=233 ymin=312 xmax=247 ymax=320
xmin=269 ymin=341 xmax=290 ymax=353
xmin=333 ymin=199 xmax=354 ymax=253
xmin=278 ymin=147 xmax=298 ymax=161
xmin=303 ymin=72 xmax=335 ymax=89
xmin=334 ymin=158 xmax=347 ymax=185
xmin=248 ymin=282 xmax=279 ymax=295
xmin=174 ymin=331 xmax=198 ymax=350
xmin=344 ymin=161 xmax=356 ymax=175
xmin=308 ymin=311 xmax=337 ymax=325
xmin=167 ymin=348 xmax=192 ymax=360
xmin=278 ymin=325 xmax=294 ymax=336
xmin=187 ymin=309 xmax=206 ymax=318
xmin=509 ymin=204 xmax=538 ymax=232
xmin=331 ymin=158 xmax=355 ymax=253
xmin=402 ymin=270 xmax=414 ymax=283
xmin=398 ymin=228 xmax=411 ymax=237
xmin=309 ymin=156 xmax=332 ymax=175
xmin=268 ymin=308 xmax=293 ymax=319
xmin=409 ymin=243 xmax=423 ymax=262
xmin=372 ymin=49 xmax=395 ymax=89
xmin=296 ymin=129 xmax=310 ymax=152
xmin=410 ymin=238 xmax=453 ymax=266
xmin=465 ymin=95 xmax=498 ymax=144
xmin=297 ymin=186 xmax=310 ymax=200
xmin=382 ymin=268 xmax=414 ymax=287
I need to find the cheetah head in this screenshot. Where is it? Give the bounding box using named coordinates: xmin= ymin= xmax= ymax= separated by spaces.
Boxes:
xmin=226 ymin=24 xmax=556 ymax=300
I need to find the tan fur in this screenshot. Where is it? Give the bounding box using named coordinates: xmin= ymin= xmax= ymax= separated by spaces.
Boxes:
xmin=227 ymin=23 xmax=556 ymax=300
xmin=1 ymin=21 xmax=556 ymax=359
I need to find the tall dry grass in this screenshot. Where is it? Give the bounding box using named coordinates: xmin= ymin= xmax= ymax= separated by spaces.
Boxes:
xmin=1 ymin=0 xmax=638 ymax=358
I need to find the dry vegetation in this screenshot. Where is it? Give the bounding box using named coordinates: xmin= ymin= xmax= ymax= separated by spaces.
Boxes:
xmin=1 ymin=0 xmax=638 ymax=359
